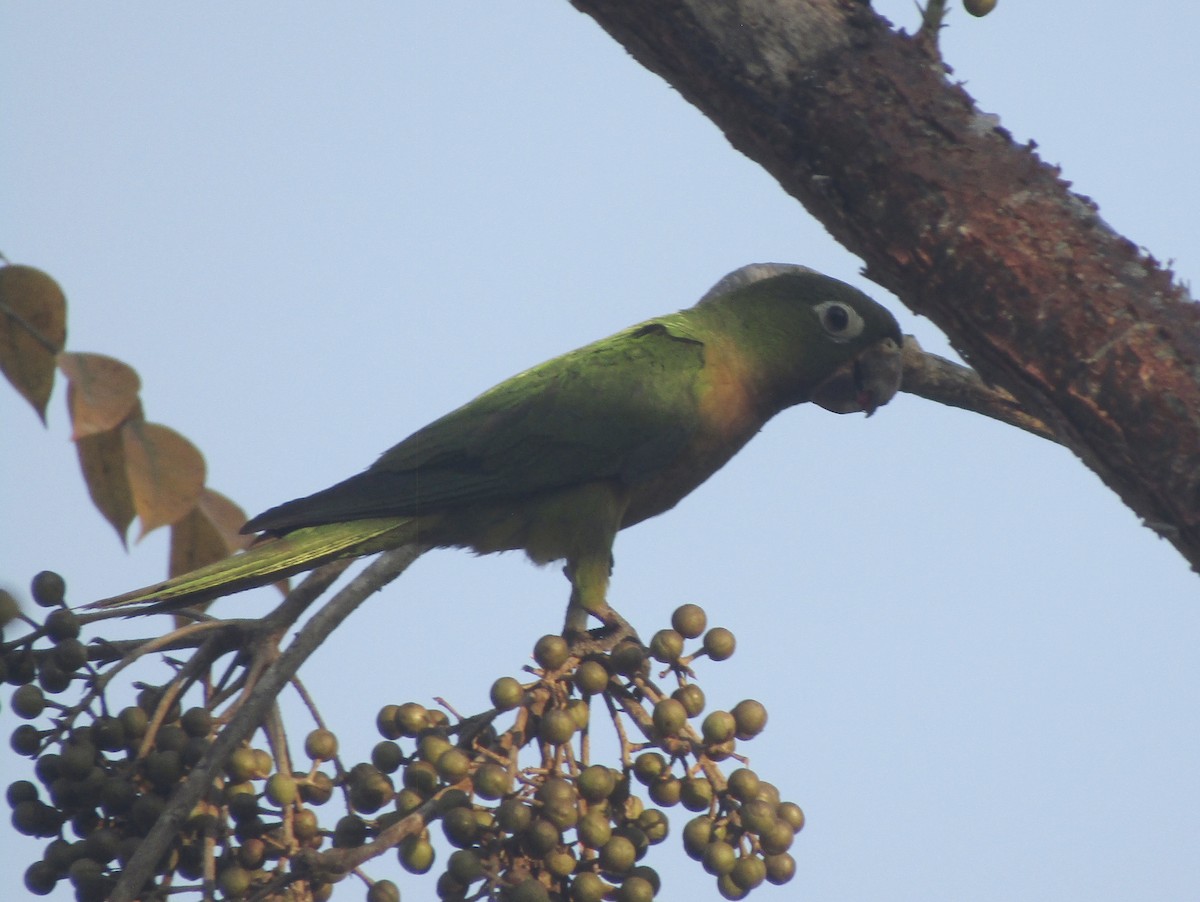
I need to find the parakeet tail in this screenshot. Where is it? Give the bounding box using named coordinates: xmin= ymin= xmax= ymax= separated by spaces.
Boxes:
xmin=90 ymin=517 xmax=420 ymax=613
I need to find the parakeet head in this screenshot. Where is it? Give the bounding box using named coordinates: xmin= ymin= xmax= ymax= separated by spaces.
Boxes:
xmin=698 ymin=263 xmax=904 ymax=416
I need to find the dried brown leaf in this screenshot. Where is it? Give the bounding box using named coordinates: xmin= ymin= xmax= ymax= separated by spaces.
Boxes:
xmin=0 ymin=264 xmax=68 ymax=422
xmin=121 ymin=420 xmax=207 ymax=539
xmin=76 ymin=413 xmax=141 ymax=546
xmin=59 ymin=352 xmax=141 ymax=439
xmin=168 ymin=487 xmax=254 ymax=577
xmin=169 ymin=490 xmax=283 ymax=618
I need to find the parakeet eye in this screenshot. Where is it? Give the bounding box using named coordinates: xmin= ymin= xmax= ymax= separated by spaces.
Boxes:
xmin=814 ymin=301 xmax=865 ymax=342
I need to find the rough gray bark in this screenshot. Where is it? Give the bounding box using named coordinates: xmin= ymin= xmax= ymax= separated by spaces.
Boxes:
xmin=570 ymin=0 xmax=1200 ymax=571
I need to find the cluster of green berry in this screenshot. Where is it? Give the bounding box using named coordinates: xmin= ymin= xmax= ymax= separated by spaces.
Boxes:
xmin=2 ymin=572 xmax=347 ymax=899
xmin=334 ymin=602 xmax=803 ymax=900
xmin=2 ymin=572 xmax=804 ymax=901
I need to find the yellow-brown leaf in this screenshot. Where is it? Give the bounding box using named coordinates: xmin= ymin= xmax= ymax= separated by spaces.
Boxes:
xmin=121 ymin=420 xmax=207 ymax=538
xmin=168 ymin=490 xmax=255 ymax=576
xmin=0 ymin=264 xmax=68 ymax=422
xmin=76 ymin=422 xmax=138 ymax=546
xmin=59 ymin=352 xmax=141 ymax=439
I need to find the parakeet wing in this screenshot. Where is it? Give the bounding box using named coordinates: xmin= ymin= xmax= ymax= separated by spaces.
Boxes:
xmin=245 ymin=321 xmax=708 ymax=532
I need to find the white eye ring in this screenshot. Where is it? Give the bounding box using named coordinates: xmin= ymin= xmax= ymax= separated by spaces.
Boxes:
xmin=814 ymin=301 xmax=865 ymax=342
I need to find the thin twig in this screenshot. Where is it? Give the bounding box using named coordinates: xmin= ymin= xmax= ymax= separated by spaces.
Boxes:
xmin=900 ymin=336 xmax=1058 ymax=442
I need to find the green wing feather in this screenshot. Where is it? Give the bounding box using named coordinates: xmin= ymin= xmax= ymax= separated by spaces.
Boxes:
xmin=245 ymin=320 xmax=710 ymax=532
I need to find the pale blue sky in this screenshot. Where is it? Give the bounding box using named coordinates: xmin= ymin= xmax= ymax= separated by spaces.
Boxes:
xmin=2 ymin=4 xmax=1198 ymax=901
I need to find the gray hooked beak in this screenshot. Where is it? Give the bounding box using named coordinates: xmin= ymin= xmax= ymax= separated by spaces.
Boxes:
xmin=811 ymin=336 xmax=903 ymax=416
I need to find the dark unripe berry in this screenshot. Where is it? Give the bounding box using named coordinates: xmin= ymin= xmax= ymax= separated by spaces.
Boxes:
xmin=375 ymin=705 xmax=402 ymax=740
xmin=636 ymin=807 xmax=669 ymax=844
xmin=393 ymin=703 xmax=430 ymax=738
xmin=538 ymin=708 xmax=576 ymax=745
xmin=31 ymin=571 xmax=66 ymax=608
xmin=964 ymin=0 xmax=997 ymax=16
xmin=702 ymin=840 xmax=736 ymax=876
xmin=740 ymin=799 xmax=775 ymax=835
xmin=489 ymin=676 xmax=523 ymax=710
xmin=682 ymin=815 xmax=714 ymax=859
xmin=367 ymin=879 xmax=401 ymax=902
xmin=574 ymin=658 xmax=610 ymax=694
xmin=225 ymin=747 xmax=258 ymax=783
xmin=731 ymin=855 xmax=767 ymax=890
xmin=533 ymin=634 xmax=569 ymax=670
xmin=753 ymin=780 xmax=781 ymax=806
xmin=45 ymin=608 xmax=80 ymax=641
xmin=510 ymin=878 xmax=551 ymax=902
xmin=372 ymin=740 xmax=403 ymax=773
xmin=265 ymin=773 xmax=297 ymax=807
xmin=598 ymin=835 xmax=637 ymax=875
xmin=610 ymin=640 xmax=646 ymax=676
xmin=217 ymin=864 xmax=252 ymax=897
xmin=616 ymin=875 xmax=655 ymax=902
xmin=447 ymin=848 xmax=484 ymax=884
xmin=52 ymin=638 xmax=88 ymax=672
xmin=6 ymin=779 xmax=38 ymax=806
xmin=333 ymin=814 xmax=368 ymax=848
xmin=36 ymin=660 xmax=71 ymax=694
xmin=12 ymin=799 xmax=59 ymax=837
xmin=299 ymin=770 xmax=334 ymax=805
xmin=24 ymin=859 xmax=58 ymax=895
xmin=577 ymin=764 xmax=617 ymax=802
xmin=701 ymin=710 xmax=736 ymax=744
xmin=417 ymin=733 xmax=452 ymax=765
xmin=544 ymin=846 xmax=577 ymax=878
xmin=671 ymin=683 xmax=706 ymax=718
xmin=632 ymin=752 xmax=667 ymax=785
xmin=765 ymin=851 xmax=797 ymax=884
xmin=777 ymin=800 xmax=806 ymax=832
xmin=403 ymin=762 xmax=441 ymax=796
xmin=436 ymin=748 xmax=471 ymax=783
xmin=12 ymin=683 xmax=46 ymax=719
xmin=717 ymin=873 xmax=749 ymax=900
xmin=304 ymin=728 xmax=338 ymax=760
xmin=293 ymin=808 xmax=320 ymax=842
xmin=178 ymin=706 xmax=212 ymax=738
xmin=571 ymin=871 xmax=609 ymax=902
xmin=629 ymin=866 xmax=662 ymax=895
xmin=441 ymin=805 xmax=478 ymax=847
xmin=680 ymin=776 xmax=714 ymax=812
xmin=5 ymin=649 xmax=36 ymax=687
xmin=726 ymin=767 xmax=760 ymax=803
xmin=496 ymin=798 xmax=533 ymax=833
xmin=577 ymin=809 xmax=613 ymax=849
xmin=649 ymin=628 xmax=684 ymax=663
xmin=118 ymin=706 xmax=148 ymax=742
xmin=398 ymin=834 xmax=435 ymax=873
xmin=759 ymin=818 xmax=795 ymax=855
xmin=647 ymin=775 xmax=681 ymax=807
xmin=731 ymin=699 xmax=767 ymax=738
xmin=144 ymin=749 xmax=183 ymax=790
xmin=522 ymin=818 xmax=561 ymax=856
xmin=250 ymin=748 xmax=273 ymax=778
xmin=568 ymin=697 xmax=590 ymax=729
xmin=651 ymin=698 xmax=687 ymax=738
xmin=702 ymin=627 xmax=736 ymax=661
xmin=671 ymin=603 xmax=707 ymax=638
xmin=472 ymin=762 xmax=511 ymax=800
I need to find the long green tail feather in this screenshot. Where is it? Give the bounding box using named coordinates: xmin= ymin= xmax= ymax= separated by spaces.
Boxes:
xmin=91 ymin=517 xmax=419 ymax=612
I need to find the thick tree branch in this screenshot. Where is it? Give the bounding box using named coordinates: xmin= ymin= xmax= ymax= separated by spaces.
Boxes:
xmin=571 ymin=0 xmax=1200 ymax=570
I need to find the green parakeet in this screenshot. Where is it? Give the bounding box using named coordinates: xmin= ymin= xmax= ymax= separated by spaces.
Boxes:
xmin=94 ymin=264 xmax=903 ymax=629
